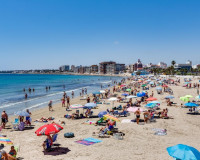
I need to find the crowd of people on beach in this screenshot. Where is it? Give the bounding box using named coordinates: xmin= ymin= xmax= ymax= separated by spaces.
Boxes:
xmin=1 ymin=75 xmax=200 ymax=159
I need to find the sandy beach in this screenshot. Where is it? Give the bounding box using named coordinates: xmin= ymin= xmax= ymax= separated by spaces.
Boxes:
xmin=1 ymin=76 xmax=200 ymax=160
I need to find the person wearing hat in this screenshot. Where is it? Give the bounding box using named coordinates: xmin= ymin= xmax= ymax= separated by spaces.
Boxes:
xmin=1 ymin=110 xmax=8 ymax=129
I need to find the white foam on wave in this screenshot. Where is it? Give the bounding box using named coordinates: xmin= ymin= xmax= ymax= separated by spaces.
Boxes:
xmin=100 ymin=81 xmax=112 ymax=84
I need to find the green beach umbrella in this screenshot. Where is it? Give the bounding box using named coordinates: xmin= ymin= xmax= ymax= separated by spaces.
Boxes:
xmin=141 ymin=84 xmax=147 ymax=87
xmin=126 ymin=89 xmax=131 ymax=92
xmin=180 ymin=97 xmax=190 ymax=102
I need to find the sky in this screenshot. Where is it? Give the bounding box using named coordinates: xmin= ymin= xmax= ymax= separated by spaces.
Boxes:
xmin=0 ymin=0 xmax=200 ymax=70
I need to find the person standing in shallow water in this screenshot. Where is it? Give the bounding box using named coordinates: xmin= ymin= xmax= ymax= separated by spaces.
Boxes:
xmin=72 ymin=91 xmax=74 ymax=98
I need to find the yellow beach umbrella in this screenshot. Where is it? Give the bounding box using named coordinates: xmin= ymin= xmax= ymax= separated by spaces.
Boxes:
xmin=104 ymin=114 xmax=120 ymax=122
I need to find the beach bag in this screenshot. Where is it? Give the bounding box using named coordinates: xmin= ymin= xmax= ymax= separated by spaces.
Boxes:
xmin=64 ymin=132 xmax=74 ymax=138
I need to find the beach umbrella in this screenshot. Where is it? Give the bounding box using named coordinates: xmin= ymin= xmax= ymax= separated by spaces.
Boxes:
xmin=70 ymin=104 xmax=84 ymax=109
xmin=100 ymin=90 xmax=106 ymax=93
xmin=127 ymin=107 xmax=143 ymax=112
xmin=184 ymin=102 xmax=199 ymax=107
xmin=126 ymin=95 xmax=137 ymax=99
xmin=84 ymin=103 xmax=97 ymax=109
xmin=121 ymin=93 xmax=129 ymax=96
xmin=0 ymin=137 xmax=13 ymax=145
xmin=93 ymin=92 xmax=101 ymax=95
xmin=195 ymin=95 xmax=200 ymax=99
xmin=126 ymin=88 xmax=131 ymax=92
xmin=14 ymin=111 xmax=29 ymax=117
xmin=184 ymin=95 xmax=193 ymax=98
xmin=104 ymin=114 xmax=120 ymax=122
xmin=167 ymin=144 xmax=200 ymax=160
xmin=165 ymin=95 xmax=175 ymax=99
xmin=149 ymin=81 xmax=154 ymax=85
xmin=120 ymin=84 xmax=126 ymax=87
xmin=98 ymin=111 xmax=107 ymax=118
xmin=162 ymin=85 xmax=168 ymax=87
xmin=184 ymin=82 xmax=191 ymax=84
xmin=145 ymin=103 xmax=158 ymax=109
xmin=137 ymin=92 xmax=146 ymax=97
xmin=180 ymin=97 xmax=190 ymax=102
xmin=35 ymin=123 xmax=63 ymax=136
xmin=146 ymin=97 xmax=157 ymax=101
xmin=141 ymin=84 xmax=147 ymax=87
xmin=156 ymin=87 xmax=162 ymax=90
xmin=151 ymin=101 xmax=160 ymax=104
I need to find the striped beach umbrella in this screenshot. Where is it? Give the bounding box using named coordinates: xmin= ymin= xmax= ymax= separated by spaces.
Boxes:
xmin=70 ymin=104 xmax=84 ymax=109
xmin=0 ymin=137 xmax=13 ymax=145
xmin=103 ymin=114 xmax=120 ymax=122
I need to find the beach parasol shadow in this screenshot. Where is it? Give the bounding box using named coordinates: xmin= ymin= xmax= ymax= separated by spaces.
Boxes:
xmin=43 ymin=147 xmax=71 ymax=156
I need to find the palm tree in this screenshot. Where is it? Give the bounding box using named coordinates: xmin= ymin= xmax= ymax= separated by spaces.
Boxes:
xmin=171 ymin=60 xmax=176 ymax=67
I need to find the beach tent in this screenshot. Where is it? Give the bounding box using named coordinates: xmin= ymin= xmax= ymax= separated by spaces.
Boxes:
xmin=167 ymin=144 xmax=200 ymax=160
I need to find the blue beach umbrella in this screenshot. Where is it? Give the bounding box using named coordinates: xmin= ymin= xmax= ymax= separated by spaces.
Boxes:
xmin=165 ymin=95 xmax=175 ymax=99
xmin=145 ymin=103 xmax=158 ymax=109
xmin=84 ymin=103 xmax=97 ymax=109
xmin=137 ymin=92 xmax=146 ymax=97
xmin=121 ymin=93 xmax=129 ymax=96
xmin=98 ymin=111 xmax=107 ymax=118
xmin=167 ymin=144 xmax=200 ymax=160
xmin=15 ymin=111 xmax=29 ymax=117
xmin=184 ymin=102 xmax=199 ymax=107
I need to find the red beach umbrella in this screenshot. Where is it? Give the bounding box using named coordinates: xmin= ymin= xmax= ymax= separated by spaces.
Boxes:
xmin=162 ymin=85 xmax=168 ymax=87
xmin=146 ymin=97 xmax=157 ymax=101
xmin=35 ymin=123 xmax=63 ymax=136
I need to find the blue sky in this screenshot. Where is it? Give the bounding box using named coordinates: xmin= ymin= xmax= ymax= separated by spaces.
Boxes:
xmin=0 ymin=0 xmax=200 ymax=70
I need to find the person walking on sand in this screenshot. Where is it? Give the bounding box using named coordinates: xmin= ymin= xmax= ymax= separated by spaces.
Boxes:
xmin=48 ymin=101 xmax=53 ymax=111
xmin=66 ymin=96 xmax=70 ymax=109
xmin=135 ymin=108 xmax=141 ymax=125
xmin=1 ymin=110 xmax=8 ymax=129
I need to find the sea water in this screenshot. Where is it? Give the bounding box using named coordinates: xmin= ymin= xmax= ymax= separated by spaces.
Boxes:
xmin=0 ymin=74 xmax=123 ymax=115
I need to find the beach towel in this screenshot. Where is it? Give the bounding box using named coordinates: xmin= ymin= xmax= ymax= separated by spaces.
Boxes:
xmin=75 ymin=140 xmax=95 ymax=146
xmin=75 ymin=138 xmax=102 ymax=146
xmin=83 ymin=138 xmax=102 ymax=143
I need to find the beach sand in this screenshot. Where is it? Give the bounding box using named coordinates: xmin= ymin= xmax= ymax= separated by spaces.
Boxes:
xmin=2 ymin=76 xmax=200 ymax=160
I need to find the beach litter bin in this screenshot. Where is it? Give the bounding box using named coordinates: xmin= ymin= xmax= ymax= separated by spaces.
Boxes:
xmin=113 ymin=132 xmax=123 ymax=140
xmin=64 ymin=132 xmax=74 ymax=138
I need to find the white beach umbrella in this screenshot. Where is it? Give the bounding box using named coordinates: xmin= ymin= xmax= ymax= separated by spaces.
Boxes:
xmin=108 ymin=97 xmax=118 ymax=107
xmin=126 ymin=95 xmax=137 ymax=99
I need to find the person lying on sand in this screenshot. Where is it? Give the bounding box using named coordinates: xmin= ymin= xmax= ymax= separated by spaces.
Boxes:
xmin=0 ymin=150 xmax=16 ymax=160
